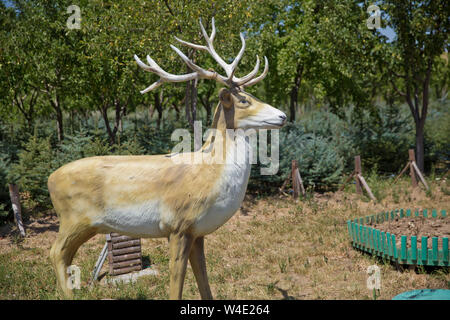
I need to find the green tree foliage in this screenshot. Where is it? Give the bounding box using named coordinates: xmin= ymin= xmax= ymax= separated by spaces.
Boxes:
xmin=247 ymin=0 xmax=390 ymax=121
xmin=382 ymin=0 xmax=449 ymax=171
xmin=0 ymin=1 xmax=43 ymax=129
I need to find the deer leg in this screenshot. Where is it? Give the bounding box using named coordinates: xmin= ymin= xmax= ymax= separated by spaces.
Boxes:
xmin=168 ymin=232 xmax=194 ymax=300
xmin=50 ymin=221 xmax=97 ymax=298
xmin=189 ymin=236 xmax=213 ymax=299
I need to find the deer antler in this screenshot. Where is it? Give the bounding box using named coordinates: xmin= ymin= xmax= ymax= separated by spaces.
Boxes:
xmin=134 ymin=18 xmax=268 ymax=93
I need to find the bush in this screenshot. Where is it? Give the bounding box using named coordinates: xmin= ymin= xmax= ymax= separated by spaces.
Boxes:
xmin=8 ymin=135 xmax=55 ymax=208
xmin=0 ymin=123 xmax=27 ymax=224
xmin=299 ymin=110 xmax=355 ymax=170
xmin=424 ymin=99 xmax=450 ymax=173
xmin=347 ymin=104 xmax=413 ymax=174
xmin=249 ymin=122 xmax=345 ymax=191
xmin=136 ymin=123 xmax=178 ymax=155
xmin=279 ymin=130 xmax=344 ymax=190
xmin=0 ymin=154 xmax=11 ymax=224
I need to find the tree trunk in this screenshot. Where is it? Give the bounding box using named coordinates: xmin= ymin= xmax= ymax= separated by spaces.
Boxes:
xmin=99 ymin=98 xmax=127 ymax=145
xmin=190 ymin=80 xmax=197 ymax=123
xmin=14 ymin=91 xmax=37 ymax=132
xmin=289 ymin=87 xmax=298 ymax=122
xmin=205 ymin=102 xmax=212 ymax=124
xmin=104 ymin=114 xmax=116 ymax=145
xmin=184 ymin=60 xmax=198 ymax=129
xmin=393 ymin=59 xmax=433 ymax=174
xmin=55 ymin=105 xmax=64 ymax=143
xmin=415 ymin=121 xmax=425 ymax=172
xmin=114 ymin=99 xmax=123 ymax=136
xmin=48 ymin=91 xmax=64 ymax=143
xmin=154 ymin=92 xmax=163 ymax=130
xmin=289 ymin=64 xmax=303 ymax=122
xmin=185 ymin=82 xmax=194 ymax=129
xmin=200 ymin=92 xmax=213 ymax=125
xmin=149 ymin=104 xmax=156 ymax=120
xmin=100 ymin=102 xmax=116 ymax=145
xmin=172 ymin=103 xmax=180 ymax=121
xmin=8 ymin=184 xmax=25 ymax=237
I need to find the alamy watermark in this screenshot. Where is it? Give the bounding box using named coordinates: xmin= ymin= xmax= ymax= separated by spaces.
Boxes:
xmin=66 ymin=265 xmax=81 ymax=290
xmin=367 ymin=265 xmax=381 ymax=290
xmin=66 ymin=5 xmax=81 ymax=30
xmin=169 ymin=121 xmax=280 ymax=175
xmin=366 ymin=5 xmax=381 ymax=30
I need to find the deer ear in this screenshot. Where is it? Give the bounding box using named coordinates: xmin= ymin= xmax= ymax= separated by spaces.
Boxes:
xmin=219 ymin=88 xmax=233 ymax=109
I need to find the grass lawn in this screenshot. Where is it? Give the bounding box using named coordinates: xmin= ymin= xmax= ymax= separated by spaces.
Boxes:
xmin=0 ymin=177 xmax=448 ymax=300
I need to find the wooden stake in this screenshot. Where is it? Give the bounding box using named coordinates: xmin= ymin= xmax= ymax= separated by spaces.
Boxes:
xmin=357 ymin=174 xmax=376 ymax=201
xmin=295 ymin=168 xmax=306 ymax=196
xmin=409 ymin=149 xmax=418 ymax=188
xmin=354 ymin=156 xmax=362 ymax=194
xmin=8 ymin=184 xmax=25 ymax=237
xmin=279 ymin=177 xmax=289 ymax=194
xmin=291 ymin=160 xmax=300 ymax=199
xmin=411 ymin=161 xmax=429 ymax=190
xmin=338 ymin=171 xmax=355 ymax=192
xmin=392 ymin=161 xmax=410 ymax=185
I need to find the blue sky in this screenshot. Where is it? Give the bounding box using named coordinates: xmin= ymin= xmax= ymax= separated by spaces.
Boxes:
xmin=378 ymin=26 xmax=396 ymax=42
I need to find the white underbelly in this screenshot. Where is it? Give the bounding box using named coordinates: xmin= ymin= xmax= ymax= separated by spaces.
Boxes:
xmin=94 ymin=200 xmax=168 ymax=238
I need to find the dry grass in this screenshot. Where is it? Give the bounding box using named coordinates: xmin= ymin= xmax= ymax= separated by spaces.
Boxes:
xmin=0 ymin=177 xmax=449 ymax=300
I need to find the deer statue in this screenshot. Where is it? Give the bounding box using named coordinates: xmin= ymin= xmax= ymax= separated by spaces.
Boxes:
xmin=48 ymin=18 xmax=286 ymax=299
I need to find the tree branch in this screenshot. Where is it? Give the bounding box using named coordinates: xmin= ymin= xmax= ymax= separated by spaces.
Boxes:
xmin=390 ymin=79 xmax=406 ymax=96
xmin=13 ymin=93 xmax=26 ymax=115
xmin=164 ymin=0 xmax=182 ymax=33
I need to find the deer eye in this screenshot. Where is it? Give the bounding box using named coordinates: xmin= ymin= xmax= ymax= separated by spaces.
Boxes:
xmin=239 ymin=98 xmax=249 ymax=104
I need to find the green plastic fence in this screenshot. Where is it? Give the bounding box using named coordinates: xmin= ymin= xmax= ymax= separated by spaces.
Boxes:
xmin=347 ymin=209 xmax=449 ymax=267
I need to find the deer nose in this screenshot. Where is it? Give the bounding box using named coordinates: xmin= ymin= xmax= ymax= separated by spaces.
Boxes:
xmin=279 ymin=114 xmax=287 ymax=122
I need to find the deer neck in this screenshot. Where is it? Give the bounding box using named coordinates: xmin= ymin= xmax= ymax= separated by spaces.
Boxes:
xmin=192 ymin=103 xmax=252 ymax=235
xmin=201 ymin=102 xmax=250 ymax=167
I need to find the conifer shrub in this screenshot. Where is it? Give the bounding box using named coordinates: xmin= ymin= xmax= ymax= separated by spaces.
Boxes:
xmin=0 ymin=154 xmax=11 ymax=223
xmin=278 ymin=129 xmax=344 ymax=190
xmin=299 ymin=110 xmax=356 ymax=171
xmin=249 ymin=122 xmax=345 ymax=191
xmin=347 ymin=104 xmax=413 ymax=174
xmin=136 ymin=123 xmax=178 ymax=155
xmin=8 ymin=135 xmax=54 ymax=209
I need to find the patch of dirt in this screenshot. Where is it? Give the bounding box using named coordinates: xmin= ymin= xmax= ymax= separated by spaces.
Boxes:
xmin=0 ymin=212 xmax=59 ymax=248
xmin=370 ymin=216 xmax=449 ymax=249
